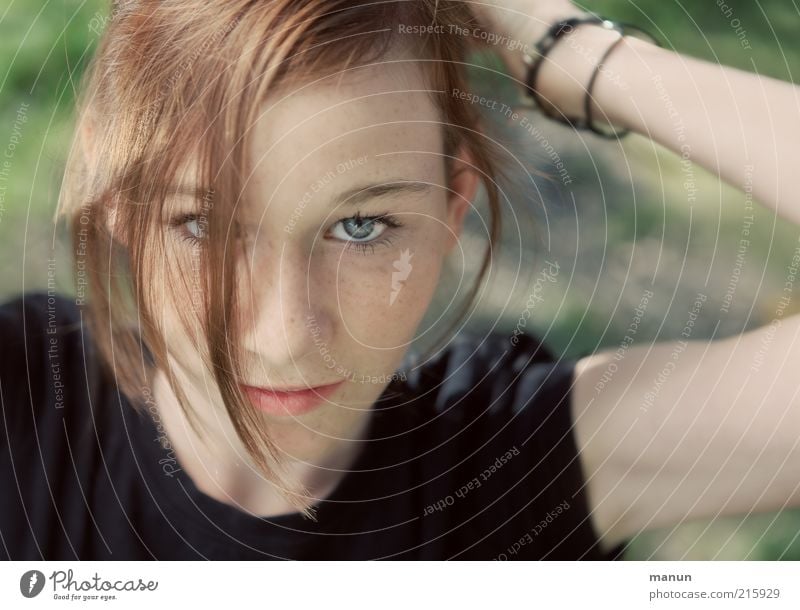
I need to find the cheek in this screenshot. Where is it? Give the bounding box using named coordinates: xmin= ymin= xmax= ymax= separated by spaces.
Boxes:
xmin=334 ymin=243 xmax=445 ymax=351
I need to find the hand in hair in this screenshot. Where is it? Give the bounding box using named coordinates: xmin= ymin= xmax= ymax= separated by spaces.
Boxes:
xmin=468 ymin=0 xmax=587 ymax=54
xmin=467 ymin=0 xmax=623 ymax=120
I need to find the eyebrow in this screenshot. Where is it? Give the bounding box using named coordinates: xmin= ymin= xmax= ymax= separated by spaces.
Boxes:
xmin=331 ymin=181 xmax=433 ymax=207
xmin=166 ymin=185 xmax=213 ymax=197
xmin=164 ymin=180 xmax=434 ymax=207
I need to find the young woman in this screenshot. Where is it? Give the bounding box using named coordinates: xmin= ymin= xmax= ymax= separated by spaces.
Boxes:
xmin=1 ymin=0 xmax=798 ymax=560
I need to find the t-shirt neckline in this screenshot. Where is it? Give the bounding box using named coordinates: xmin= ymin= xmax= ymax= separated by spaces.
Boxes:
xmin=123 ymin=386 xmax=400 ymax=553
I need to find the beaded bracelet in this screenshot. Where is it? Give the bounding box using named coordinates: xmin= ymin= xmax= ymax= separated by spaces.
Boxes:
xmin=522 ymin=15 xmax=661 ymax=139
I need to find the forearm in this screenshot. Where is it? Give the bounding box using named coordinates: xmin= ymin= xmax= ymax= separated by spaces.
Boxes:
xmin=501 ymin=23 xmax=800 ymax=225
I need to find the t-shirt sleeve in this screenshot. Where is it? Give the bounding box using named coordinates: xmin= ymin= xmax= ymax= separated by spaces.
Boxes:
xmin=403 ymin=331 xmax=622 ymax=559
xmin=509 ymin=351 xmax=616 ymax=558
xmin=503 ymin=334 xmax=628 ymax=559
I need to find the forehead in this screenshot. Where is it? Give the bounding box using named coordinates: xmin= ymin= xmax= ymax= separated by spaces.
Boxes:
xmin=247 ymin=59 xmax=445 ymax=194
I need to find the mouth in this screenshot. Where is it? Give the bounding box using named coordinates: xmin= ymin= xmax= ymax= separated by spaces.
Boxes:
xmin=239 ymin=380 xmax=344 ymax=417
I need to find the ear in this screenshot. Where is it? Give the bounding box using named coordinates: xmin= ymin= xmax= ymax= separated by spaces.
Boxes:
xmin=76 ymin=111 xmax=123 ymax=239
xmin=444 ymin=144 xmax=480 ymax=253
xmin=76 ymin=109 xmax=99 ymax=174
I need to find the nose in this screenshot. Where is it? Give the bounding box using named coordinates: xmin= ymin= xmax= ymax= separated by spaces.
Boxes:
xmin=239 ymin=242 xmax=333 ymax=373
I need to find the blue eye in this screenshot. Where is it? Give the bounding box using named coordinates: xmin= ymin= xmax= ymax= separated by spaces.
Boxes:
xmin=169 ymin=213 xmax=207 ymax=244
xmin=331 ymin=215 xmax=384 ymax=241
xmin=328 ymin=212 xmax=403 ymax=254
xmin=184 ymin=218 xmax=205 ymax=239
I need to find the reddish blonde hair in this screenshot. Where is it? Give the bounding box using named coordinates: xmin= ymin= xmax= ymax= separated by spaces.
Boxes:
xmin=60 ymin=0 xmax=506 ymax=518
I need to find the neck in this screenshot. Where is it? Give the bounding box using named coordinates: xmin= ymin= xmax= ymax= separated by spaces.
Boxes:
xmin=150 ymin=368 xmax=372 ymax=518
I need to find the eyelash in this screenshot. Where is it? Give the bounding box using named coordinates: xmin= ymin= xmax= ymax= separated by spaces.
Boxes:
xmin=168 ymin=213 xmax=206 ymax=245
xmin=329 ymin=211 xmax=404 ymax=255
xmin=168 ymin=211 xmax=405 ymax=254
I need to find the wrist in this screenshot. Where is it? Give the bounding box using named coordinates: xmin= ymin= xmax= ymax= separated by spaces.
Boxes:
xmin=495 ymin=11 xmax=585 ymax=83
xmin=501 ymin=14 xmax=662 ymax=135
xmin=532 ymin=23 xmax=624 ymax=120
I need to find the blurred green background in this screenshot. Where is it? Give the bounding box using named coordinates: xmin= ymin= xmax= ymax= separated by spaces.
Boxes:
xmin=1 ymin=0 xmax=799 ymax=559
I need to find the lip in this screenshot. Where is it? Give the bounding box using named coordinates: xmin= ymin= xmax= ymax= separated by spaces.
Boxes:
xmin=240 ymin=380 xmax=344 ymax=417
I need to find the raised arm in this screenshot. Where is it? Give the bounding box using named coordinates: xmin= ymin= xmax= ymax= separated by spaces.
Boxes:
xmin=472 ymin=1 xmax=800 ymax=551
xmin=473 ymin=0 xmax=800 ymax=225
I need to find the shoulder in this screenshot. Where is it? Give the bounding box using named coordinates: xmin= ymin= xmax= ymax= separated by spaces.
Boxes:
xmin=0 ymin=292 xmax=87 ymax=442
xmin=0 ymin=293 xmax=142 ymax=559
xmin=395 ymin=332 xmax=619 ymax=558
xmin=396 ymin=330 xmax=579 ymax=441
xmin=0 ymin=290 xmax=83 ymax=346
xmin=0 ymin=290 xmax=85 ymax=378
xmin=400 ymin=330 xmax=573 ymax=415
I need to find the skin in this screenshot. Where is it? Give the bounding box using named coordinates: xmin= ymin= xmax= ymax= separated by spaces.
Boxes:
xmin=474 ymin=1 xmax=800 ymax=553
xmin=150 ymin=56 xmax=478 ymax=517
xmin=146 ymin=1 xmax=800 ymax=547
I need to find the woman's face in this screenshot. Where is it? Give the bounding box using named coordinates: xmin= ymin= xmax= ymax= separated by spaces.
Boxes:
xmin=157 ymin=58 xmax=476 ymax=460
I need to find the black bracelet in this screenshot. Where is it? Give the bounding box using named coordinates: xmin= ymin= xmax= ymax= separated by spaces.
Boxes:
xmin=584 ymin=22 xmax=663 ymax=138
xmin=583 ymin=33 xmax=628 ymax=139
xmin=523 ymin=15 xmax=662 ymax=138
xmin=523 ymin=15 xmax=605 ymax=123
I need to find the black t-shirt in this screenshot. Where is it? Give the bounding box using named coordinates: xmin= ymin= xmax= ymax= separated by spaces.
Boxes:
xmin=0 ymin=292 xmax=624 ymax=560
